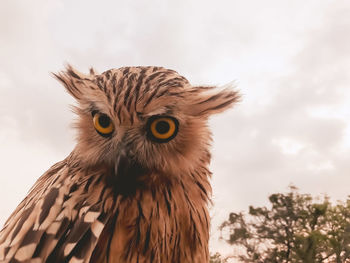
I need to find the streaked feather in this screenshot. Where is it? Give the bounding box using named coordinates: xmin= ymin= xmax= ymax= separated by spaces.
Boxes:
xmin=0 ymin=65 xmax=239 ymax=262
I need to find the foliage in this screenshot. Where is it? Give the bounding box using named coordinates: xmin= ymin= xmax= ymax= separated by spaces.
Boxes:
xmin=209 ymin=252 xmax=228 ymax=263
xmin=219 ymin=186 xmax=350 ymax=263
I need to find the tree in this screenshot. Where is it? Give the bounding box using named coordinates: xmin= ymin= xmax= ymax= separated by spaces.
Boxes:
xmin=210 ymin=252 xmax=228 ymax=263
xmin=219 ymin=186 xmax=350 ymax=262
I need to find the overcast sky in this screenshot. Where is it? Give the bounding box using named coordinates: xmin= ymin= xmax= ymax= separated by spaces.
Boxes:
xmin=1 ymin=0 xmax=350 ymax=258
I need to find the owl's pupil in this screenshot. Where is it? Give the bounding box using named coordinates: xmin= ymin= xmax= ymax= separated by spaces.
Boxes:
xmin=156 ymin=121 xmax=170 ymax=134
xmin=99 ymin=115 xmax=110 ymax=128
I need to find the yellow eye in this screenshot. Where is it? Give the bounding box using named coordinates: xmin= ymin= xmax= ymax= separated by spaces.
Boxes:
xmin=93 ymin=112 xmax=114 ymax=137
xmin=148 ymin=116 xmax=179 ymax=143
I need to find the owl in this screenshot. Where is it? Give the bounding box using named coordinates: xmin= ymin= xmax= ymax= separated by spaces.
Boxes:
xmin=0 ymin=65 xmax=239 ymax=263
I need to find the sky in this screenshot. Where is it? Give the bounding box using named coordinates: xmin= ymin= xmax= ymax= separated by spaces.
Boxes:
xmin=1 ymin=0 xmax=350 ymax=258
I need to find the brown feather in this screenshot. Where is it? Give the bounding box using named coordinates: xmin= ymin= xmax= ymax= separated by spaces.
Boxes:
xmin=0 ymin=66 xmax=239 ymax=262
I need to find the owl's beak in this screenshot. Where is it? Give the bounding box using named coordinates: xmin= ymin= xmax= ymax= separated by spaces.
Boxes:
xmin=113 ymin=144 xmax=126 ymax=176
xmin=112 ymin=143 xmax=149 ymax=195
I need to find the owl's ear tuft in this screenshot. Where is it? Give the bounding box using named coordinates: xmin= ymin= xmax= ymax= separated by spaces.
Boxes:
xmin=189 ymin=83 xmax=240 ymax=117
xmin=53 ymin=64 xmax=94 ymax=101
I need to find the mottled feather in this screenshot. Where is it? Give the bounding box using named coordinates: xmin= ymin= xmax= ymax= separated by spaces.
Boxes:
xmin=0 ymin=66 xmax=239 ymax=262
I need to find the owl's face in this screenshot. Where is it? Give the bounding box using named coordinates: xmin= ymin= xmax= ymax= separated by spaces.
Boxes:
xmin=55 ymin=66 xmax=239 ymax=177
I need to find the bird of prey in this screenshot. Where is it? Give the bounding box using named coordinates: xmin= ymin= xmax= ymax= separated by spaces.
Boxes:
xmin=0 ymin=65 xmax=239 ymax=262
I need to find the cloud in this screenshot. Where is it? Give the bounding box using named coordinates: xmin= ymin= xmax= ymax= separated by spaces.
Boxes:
xmin=208 ymin=0 xmax=350 ymax=253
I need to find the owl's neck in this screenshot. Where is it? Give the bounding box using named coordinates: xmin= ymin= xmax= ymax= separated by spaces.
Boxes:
xmin=66 ymin=149 xmax=211 ymax=262
xmin=68 ymin=147 xmax=212 ymax=200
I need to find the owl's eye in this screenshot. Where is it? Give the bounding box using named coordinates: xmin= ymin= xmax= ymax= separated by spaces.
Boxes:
xmin=147 ymin=116 xmax=179 ymax=143
xmin=92 ymin=112 xmax=114 ymax=137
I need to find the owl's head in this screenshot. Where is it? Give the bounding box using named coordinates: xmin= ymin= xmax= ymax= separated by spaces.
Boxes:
xmin=55 ymin=66 xmax=239 ymax=178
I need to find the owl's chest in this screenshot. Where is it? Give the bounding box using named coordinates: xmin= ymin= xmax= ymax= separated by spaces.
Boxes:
xmin=97 ymin=187 xmax=209 ymax=263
